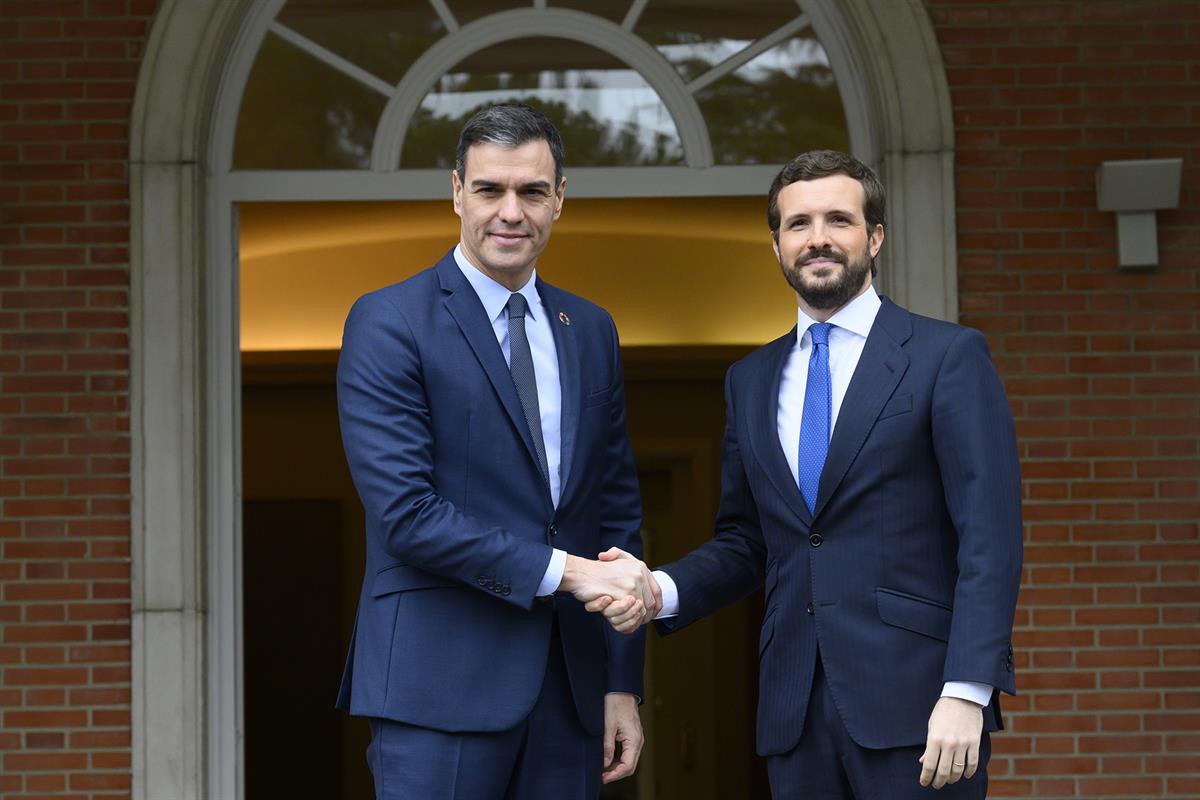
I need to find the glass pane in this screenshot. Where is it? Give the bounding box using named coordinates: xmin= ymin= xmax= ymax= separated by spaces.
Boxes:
xmin=234 ymin=32 xmax=388 ymax=170
xmin=277 ymin=0 xmax=446 ymax=86
xmin=449 ymin=0 xmax=527 ymax=26
xmin=402 ymin=38 xmax=685 ymax=168
xmin=636 ymin=0 xmax=801 ymax=82
xmin=696 ymin=33 xmax=849 ymax=165
xmin=551 ymin=0 xmax=630 ymax=24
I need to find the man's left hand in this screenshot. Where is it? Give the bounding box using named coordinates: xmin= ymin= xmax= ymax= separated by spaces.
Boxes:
xmin=919 ymin=696 xmax=983 ymax=789
xmin=602 ymin=692 xmax=644 ymax=784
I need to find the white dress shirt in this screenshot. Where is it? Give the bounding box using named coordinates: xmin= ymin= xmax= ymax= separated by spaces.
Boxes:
xmin=655 ymin=285 xmax=992 ymax=707
xmin=453 ymin=246 xmax=566 ymax=596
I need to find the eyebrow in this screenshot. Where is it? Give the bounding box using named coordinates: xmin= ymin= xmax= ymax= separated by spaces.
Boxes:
xmin=784 ymin=208 xmax=861 ymax=223
xmin=470 ymin=179 xmax=553 ymax=193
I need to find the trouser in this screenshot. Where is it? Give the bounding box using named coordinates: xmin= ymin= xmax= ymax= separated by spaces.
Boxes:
xmin=366 ymin=621 xmax=601 ymax=800
xmin=767 ymin=658 xmax=990 ymax=799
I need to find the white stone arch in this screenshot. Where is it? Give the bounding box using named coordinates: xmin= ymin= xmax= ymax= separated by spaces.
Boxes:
xmin=129 ymin=1 xmax=957 ymax=798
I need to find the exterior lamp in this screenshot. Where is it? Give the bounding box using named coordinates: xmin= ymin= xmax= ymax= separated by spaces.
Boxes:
xmin=1095 ymin=158 xmax=1183 ymax=270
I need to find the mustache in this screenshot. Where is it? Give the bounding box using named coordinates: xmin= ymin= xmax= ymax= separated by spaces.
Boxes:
xmin=797 ymin=248 xmax=847 ymax=267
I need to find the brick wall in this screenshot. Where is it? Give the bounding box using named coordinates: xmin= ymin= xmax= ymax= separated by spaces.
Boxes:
xmin=930 ymin=1 xmax=1200 ymax=797
xmin=0 ymin=1 xmax=1197 ymax=798
xmin=1 ymin=1 xmax=157 ymax=797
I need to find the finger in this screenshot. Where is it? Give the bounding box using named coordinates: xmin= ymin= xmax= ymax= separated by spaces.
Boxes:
xmin=945 ymin=749 xmax=965 ymax=785
xmin=602 ymin=736 xmax=637 ymax=783
xmin=606 ymin=600 xmax=644 ymax=628
xmin=602 ymin=717 xmax=616 ymax=769
xmin=964 ymin=740 xmax=980 ymax=780
xmin=598 ymin=547 xmax=630 ymax=561
xmin=933 ymin=748 xmax=952 ymax=789
xmin=918 ymin=742 xmax=938 ymax=787
xmin=599 ymin=596 xmax=634 ymax=618
xmin=585 ymin=595 xmax=615 ymax=613
xmin=613 ymin=613 xmax=643 ymax=634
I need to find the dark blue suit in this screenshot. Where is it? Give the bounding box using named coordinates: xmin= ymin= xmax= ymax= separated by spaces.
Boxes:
xmin=658 ymin=298 xmax=1022 ymax=789
xmin=335 ymin=251 xmax=643 ymax=794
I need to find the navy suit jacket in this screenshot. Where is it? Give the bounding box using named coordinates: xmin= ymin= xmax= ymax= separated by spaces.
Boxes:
xmin=658 ymin=297 xmax=1023 ymax=755
xmin=335 ymin=250 xmax=644 ymax=736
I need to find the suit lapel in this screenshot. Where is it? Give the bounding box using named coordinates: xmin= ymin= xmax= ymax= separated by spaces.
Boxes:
xmin=538 ymin=280 xmax=580 ymax=502
xmin=437 ymin=254 xmax=549 ymax=494
xmin=747 ymin=329 xmax=813 ymax=526
xmin=812 ymin=298 xmax=911 ymax=519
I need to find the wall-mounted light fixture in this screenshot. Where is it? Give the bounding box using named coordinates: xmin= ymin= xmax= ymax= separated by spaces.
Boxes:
xmin=1096 ymin=158 xmax=1183 ymax=270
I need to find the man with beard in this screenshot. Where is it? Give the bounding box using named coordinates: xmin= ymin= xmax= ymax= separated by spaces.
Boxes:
xmin=597 ymin=150 xmax=1023 ymax=798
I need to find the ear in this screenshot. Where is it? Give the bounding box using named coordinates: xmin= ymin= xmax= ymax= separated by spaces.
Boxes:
xmin=451 ymin=169 xmax=464 ymax=217
xmin=771 ymin=232 xmax=781 ymax=263
xmin=868 ymin=224 xmax=884 ymax=259
xmin=552 ymin=176 xmax=566 ymax=221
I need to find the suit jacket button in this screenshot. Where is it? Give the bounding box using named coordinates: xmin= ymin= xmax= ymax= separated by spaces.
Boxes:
xmin=548 ymin=523 xmax=558 ymax=537
xmin=806 ymin=601 xmax=814 ymax=615
xmin=501 ymin=586 xmax=511 ymax=596
xmin=809 ymin=533 xmax=823 ymax=548
xmin=476 ymin=577 xmax=487 ymax=587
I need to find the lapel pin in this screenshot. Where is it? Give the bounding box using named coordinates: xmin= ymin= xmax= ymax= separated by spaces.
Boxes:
xmin=559 ymin=311 xmax=571 ymax=326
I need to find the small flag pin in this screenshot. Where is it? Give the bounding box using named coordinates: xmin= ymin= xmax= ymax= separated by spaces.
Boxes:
xmin=559 ymin=311 xmax=571 ymax=326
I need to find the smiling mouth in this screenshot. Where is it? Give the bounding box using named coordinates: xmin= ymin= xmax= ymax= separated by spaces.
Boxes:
xmin=489 ymin=232 xmax=528 ymax=245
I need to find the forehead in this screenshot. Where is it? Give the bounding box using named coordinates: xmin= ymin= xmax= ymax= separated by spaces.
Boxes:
xmin=777 ymin=174 xmax=866 ymax=217
xmin=462 ymin=140 xmax=555 ymax=182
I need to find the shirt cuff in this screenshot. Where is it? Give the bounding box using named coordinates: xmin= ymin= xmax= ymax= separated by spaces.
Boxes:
xmin=941 ymin=681 xmax=993 ymax=707
xmin=652 ymin=570 xmax=679 ymax=618
xmin=537 ymin=548 xmax=567 ymax=597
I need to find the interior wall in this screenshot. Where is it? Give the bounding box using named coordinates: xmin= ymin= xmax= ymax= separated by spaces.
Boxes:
xmin=239 ymin=197 xmax=799 ymax=351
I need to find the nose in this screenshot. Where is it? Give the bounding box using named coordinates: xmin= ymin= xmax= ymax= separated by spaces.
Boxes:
xmin=806 ymin=220 xmax=830 ymax=250
xmin=497 ymin=190 xmax=523 ymax=224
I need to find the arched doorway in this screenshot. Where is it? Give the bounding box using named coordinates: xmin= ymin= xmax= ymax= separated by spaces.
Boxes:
xmin=130 ymin=2 xmax=957 ymax=797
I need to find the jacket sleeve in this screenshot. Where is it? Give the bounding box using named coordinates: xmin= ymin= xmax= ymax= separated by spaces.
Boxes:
xmin=656 ymin=365 xmax=768 ymax=634
xmin=596 ymin=315 xmax=647 ymax=696
xmin=932 ymin=327 xmax=1024 ymax=694
xmin=336 ymin=292 xmax=553 ymax=609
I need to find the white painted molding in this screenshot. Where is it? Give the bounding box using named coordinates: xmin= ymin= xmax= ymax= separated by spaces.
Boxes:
xmin=370 ymin=8 xmax=714 ymax=171
xmin=219 ymin=164 xmax=785 ymax=201
xmin=130 ymin=1 xmax=257 ymax=799
xmin=267 ymin=19 xmax=395 ymax=98
xmin=802 ymin=0 xmax=958 ymax=320
xmin=686 ymin=14 xmax=811 ymax=95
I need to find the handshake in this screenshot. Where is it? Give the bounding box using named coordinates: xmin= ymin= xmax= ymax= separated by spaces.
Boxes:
xmin=559 ymin=548 xmax=662 ymax=634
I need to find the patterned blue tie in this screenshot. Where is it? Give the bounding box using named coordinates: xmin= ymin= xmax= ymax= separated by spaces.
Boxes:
xmin=506 ymin=293 xmax=550 ymax=487
xmin=797 ymin=322 xmax=833 ymax=515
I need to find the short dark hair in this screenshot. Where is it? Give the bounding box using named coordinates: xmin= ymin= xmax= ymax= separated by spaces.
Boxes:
xmin=766 ymin=150 xmax=886 ymax=239
xmin=455 ymin=103 xmax=566 ymax=186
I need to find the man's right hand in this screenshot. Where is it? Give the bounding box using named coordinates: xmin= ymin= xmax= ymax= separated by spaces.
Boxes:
xmin=560 ymin=548 xmax=661 ymax=631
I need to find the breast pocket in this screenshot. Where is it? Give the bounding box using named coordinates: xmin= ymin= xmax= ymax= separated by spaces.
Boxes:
xmin=878 ymin=393 xmax=913 ymax=421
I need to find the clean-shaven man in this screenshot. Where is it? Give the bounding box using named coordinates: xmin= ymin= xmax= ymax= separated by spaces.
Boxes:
xmin=599 ymin=150 xmax=1022 ymax=798
xmin=337 ymin=103 xmax=661 ymax=799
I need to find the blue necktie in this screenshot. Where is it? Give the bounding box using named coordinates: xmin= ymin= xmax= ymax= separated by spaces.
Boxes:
xmin=797 ymin=322 xmax=833 ymax=515
xmin=506 ymin=293 xmax=550 ymax=487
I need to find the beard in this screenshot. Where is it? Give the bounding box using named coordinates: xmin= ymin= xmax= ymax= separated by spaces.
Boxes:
xmin=780 ymin=246 xmax=873 ymax=311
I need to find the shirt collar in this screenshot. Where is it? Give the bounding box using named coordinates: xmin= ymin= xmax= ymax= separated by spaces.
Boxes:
xmin=796 ymin=283 xmax=881 ymax=344
xmin=454 ymin=244 xmax=541 ymax=323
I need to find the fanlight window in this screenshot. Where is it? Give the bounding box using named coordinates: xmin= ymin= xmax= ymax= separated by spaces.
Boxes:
xmin=233 ymin=0 xmax=848 ymax=180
